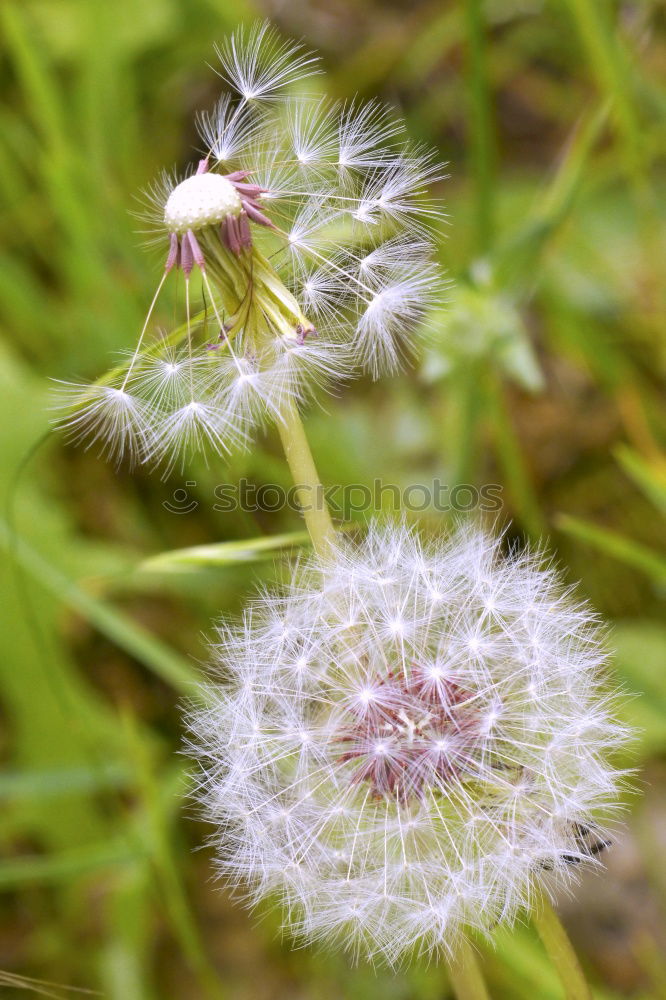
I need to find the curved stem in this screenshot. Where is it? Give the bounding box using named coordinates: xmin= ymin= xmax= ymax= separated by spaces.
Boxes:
xmin=275 ymin=398 xmax=336 ymax=558
xmin=532 ymin=897 xmax=592 ymax=1000
xmin=447 ymin=939 xmax=490 ymax=1000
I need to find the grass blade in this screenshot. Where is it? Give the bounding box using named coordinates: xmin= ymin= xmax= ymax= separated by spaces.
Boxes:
xmin=0 ymin=519 xmax=203 ymax=695
xmin=139 ymin=530 xmax=310 ymax=573
xmin=556 ymin=513 xmax=666 ymax=584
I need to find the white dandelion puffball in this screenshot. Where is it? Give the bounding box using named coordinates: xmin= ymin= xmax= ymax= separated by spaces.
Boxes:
xmin=189 ymin=523 xmax=629 ymax=964
xmin=56 ymin=22 xmax=446 ymax=470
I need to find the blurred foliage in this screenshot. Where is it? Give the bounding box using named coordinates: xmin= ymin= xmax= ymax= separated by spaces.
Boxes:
xmin=0 ymin=0 xmax=665 ymax=997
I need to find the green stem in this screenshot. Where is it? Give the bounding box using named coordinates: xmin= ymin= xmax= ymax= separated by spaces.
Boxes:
xmin=465 ymin=0 xmax=495 ymax=255
xmin=532 ymin=897 xmax=592 ymax=1000
xmin=486 ymin=374 xmax=546 ymax=540
xmin=275 ymin=399 xmax=336 ymax=558
xmin=447 ymin=939 xmax=490 ymax=1000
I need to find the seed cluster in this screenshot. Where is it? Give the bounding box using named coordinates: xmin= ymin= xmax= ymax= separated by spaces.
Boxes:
xmin=336 ymin=667 xmax=477 ymax=803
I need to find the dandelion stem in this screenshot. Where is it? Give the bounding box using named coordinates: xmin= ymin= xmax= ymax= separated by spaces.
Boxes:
xmin=446 ymin=940 xmax=490 ymax=1000
xmin=275 ymin=399 xmax=336 ymax=558
xmin=532 ymin=897 xmax=592 ymax=1000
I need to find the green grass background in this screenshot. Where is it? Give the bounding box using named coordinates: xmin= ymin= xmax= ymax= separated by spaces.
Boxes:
xmin=0 ymin=0 xmax=665 ymax=996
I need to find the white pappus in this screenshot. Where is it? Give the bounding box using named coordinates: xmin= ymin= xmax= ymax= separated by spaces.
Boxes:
xmin=187 ymin=522 xmax=630 ymax=965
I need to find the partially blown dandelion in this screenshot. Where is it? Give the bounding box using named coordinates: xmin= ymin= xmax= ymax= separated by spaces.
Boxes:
xmin=56 ymin=23 xmax=445 ymax=470
xmin=189 ymin=523 xmax=629 ymax=964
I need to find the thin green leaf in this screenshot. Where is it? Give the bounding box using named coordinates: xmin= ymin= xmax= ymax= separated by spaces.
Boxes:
xmin=0 ymin=840 xmax=141 ymax=890
xmin=615 ymin=446 xmax=666 ymax=515
xmin=139 ymin=530 xmax=310 ymax=573
xmin=560 ymin=0 xmax=646 ymax=189
xmin=465 ymin=0 xmax=496 ymax=254
xmin=123 ymin=718 xmax=226 ymax=1000
xmin=0 ymin=764 xmax=130 ymax=802
xmin=495 ymin=101 xmax=610 ymax=291
xmin=487 ymin=377 xmax=546 ymax=539
xmin=556 ymin=513 xmax=666 ymax=584
xmin=0 ymin=519 xmax=203 ymax=695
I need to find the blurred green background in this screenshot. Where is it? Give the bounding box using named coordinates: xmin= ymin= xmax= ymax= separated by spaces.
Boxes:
xmin=1 ymin=0 xmax=665 ymax=997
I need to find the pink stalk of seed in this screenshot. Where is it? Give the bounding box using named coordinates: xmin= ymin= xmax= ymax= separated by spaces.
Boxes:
xmin=165 ymin=232 xmax=180 ymax=273
xmin=180 ymin=231 xmax=194 ymax=277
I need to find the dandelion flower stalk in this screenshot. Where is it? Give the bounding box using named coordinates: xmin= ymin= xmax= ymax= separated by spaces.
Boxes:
xmin=447 ymin=939 xmax=491 ymax=1000
xmin=274 ymin=398 xmax=335 ymax=557
xmin=532 ymin=896 xmax=592 ymax=1000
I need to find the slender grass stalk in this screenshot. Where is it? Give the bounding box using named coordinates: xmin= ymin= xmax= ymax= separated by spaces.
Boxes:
xmin=275 ymin=399 xmax=336 ymax=557
xmin=486 ymin=375 xmax=546 ymax=540
xmin=124 ymin=716 xmax=227 ymax=1000
xmin=532 ymin=897 xmax=592 ymax=1000
xmin=561 ymin=0 xmax=645 ymax=194
xmin=0 ymin=518 xmax=202 ymax=695
xmin=561 ymin=0 xmax=661 ymax=296
xmin=465 ymin=0 xmax=495 ymax=255
xmin=495 ymin=100 xmax=610 ymax=294
xmin=447 ymin=939 xmax=491 ymax=1000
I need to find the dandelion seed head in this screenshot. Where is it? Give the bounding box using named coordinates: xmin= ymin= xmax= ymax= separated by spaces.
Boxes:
xmin=188 ymin=523 xmax=631 ymax=965
xmin=58 ymin=24 xmax=446 ymax=469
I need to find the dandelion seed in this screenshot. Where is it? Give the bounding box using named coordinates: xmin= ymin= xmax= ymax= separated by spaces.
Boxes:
xmin=214 ymin=22 xmax=321 ymax=101
xmin=188 ymin=523 xmax=631 ymax=965
xmin=196 ymin=94 xmax=262 ymax=164
xmin=53 ymin=381 xmax=153 ymax=467
xmin=146 ymin=398 xmax=247 ymax=476
xmin=337 ymin=100 xmax=405 ymax=169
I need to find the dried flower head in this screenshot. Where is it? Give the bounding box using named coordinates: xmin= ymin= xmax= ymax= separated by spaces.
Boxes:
xmin=56 ymin=23 xmax=446 ymax=471
xmin=188 ymin=523 xmax=629 ymax=965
